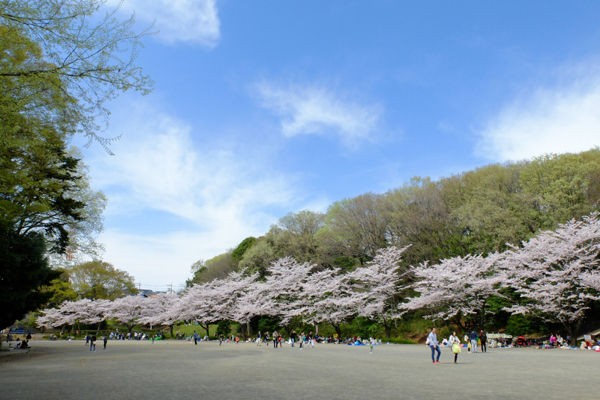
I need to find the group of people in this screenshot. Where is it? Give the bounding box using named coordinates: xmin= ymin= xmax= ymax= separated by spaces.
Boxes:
xmin=85 ymin=334 xmax=108 ymax=351
xmin=255 ymin=330 xmax=316 ymax=349
xmin=427 ymin=328 xmax=488 ymax=364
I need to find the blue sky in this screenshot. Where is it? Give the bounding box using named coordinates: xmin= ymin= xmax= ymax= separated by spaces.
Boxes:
xmin=77 ymin=0 xmax=600 ymax=291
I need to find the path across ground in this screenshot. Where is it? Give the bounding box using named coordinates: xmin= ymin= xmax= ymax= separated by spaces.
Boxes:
xmin=1 ymin=340 xmax=598 ymax=399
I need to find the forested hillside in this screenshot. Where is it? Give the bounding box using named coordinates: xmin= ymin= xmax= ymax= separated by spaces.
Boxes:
xmin=180 ymin=149 xmax=600 ymax=339
xmin=189 ymin=149 xmax=600 ymax=284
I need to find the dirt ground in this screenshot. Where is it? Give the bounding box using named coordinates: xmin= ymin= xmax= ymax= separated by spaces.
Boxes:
xmin=1 ymin=340 xmax=598 ymax=400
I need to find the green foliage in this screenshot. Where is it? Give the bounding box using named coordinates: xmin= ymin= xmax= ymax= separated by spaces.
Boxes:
xmin=0 ymin=0 xmax=152 ymax=145
xmin=331 ymin=255 xmax=360 ymax=272
xmin=318 ymin=194 xmax=388 ymax=265
xmin=266 ymin=210 xmax=325 ymax=262
xmin=231 ymin=237 xmax=257 ymax=264
xmin=187 ymin=252 xmax=236 ymax=286
xmin=0 ymin=24 xmax=86 ymax=254
xmin=238 ymin=238 xmax=275 ymax=278
xmin=347 ymin=317 xmax=384 ymax=339
xmin=0 ymin=224 xmax=59 ymax=328
xmin=0 ymin=0 xmax=150 ymax=328
xmin=39 ymin=268 xmax=78 ymax=308
xmin=68 ymin=261 xmax=137 ymax=300
xmin=505 ymin=315 xmax=545 ymax=337
xmin=216 ymin=320 xmax=231 ymax=338
xmin=386 ymin=337 xmax=417 ymax=344
xmin=256 ymin=316 xmax=281 ymax=335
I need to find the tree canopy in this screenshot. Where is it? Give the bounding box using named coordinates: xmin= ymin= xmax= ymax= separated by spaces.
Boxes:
xmin=0 ymin=0 xmax=149 ymax=328
xmin=68 ymin=260 xmax=137 ymax=300
xmin=0 ymin=0 xmax=152 ymax=147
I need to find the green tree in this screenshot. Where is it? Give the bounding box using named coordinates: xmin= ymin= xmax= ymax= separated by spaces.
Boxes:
xmin=187 ymin=252 xmax=236 ymax=286
xmin=382 ymin=177 xmax=455 ymax=266
xmin=68 ymin=260 xmax=137 ymax=300
xmin=519 ymin=150 xmax=600 ymax=229
xmin=0 ymin=24 xmax=89 ymax=327
xmin=0 ymin=0 xmax=152 ymax=148
xmin=39 ymin=268 xmax=78 ymax=308
xmin=231 ymin=237 xmax=257 ymax=265
xmin=0 ymin=1 xmax=151 ymax=327
xmin=0 ymin=223 xmax=59 ymax=329
xmin=318 ymin=193 xmax=388 ymax=267
xmin=238 ymin=238 xmax=275 ymax=278
xmin=266 ymin=210 xmax=325 ymax=262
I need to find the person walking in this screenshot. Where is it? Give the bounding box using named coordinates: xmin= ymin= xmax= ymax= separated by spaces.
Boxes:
xmin=479 ymin=330 xmax=487 ymax=352
xmin=449 ymin=331 xmax=461 ymax=363
xmin=427 ymin=328 xmax=441 ymax=364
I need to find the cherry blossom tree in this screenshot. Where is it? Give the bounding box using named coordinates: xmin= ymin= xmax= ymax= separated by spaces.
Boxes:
xmin=401 ymin=252 xmax=505 ymax=330
xmin=106 ymin=295 xmax=155 ymax=334
xmin=499 ymin=213 xmax=600 ymax=341
xmin=348 ymin=246 xmax=409 ymax=338
xmin=178 ymin=278 xmax=231 ymax=338
xmin=37 ymin=298 xmax=109 ymax=332
xmin=138 ymin=292 xmax=181 ymax=337
xmin=303 ymin=267 xmax=360 ymax=338
xmin=37 ymin=305 xmax=74 ymax=331
xmin=229 ymin=276 xmax=272 ymax=336
xmin=261 ymin=257 xmax=316 ymax=326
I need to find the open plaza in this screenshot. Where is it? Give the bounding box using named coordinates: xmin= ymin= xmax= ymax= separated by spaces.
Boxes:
xmin=1 ymin=340 xmax=598 ymax=400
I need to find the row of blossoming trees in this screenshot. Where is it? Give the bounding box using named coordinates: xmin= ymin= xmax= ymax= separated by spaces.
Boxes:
xmin=38 ymin=214 xmax=600 ymax=341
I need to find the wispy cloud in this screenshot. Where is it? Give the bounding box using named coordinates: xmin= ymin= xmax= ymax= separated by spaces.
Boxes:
xmin=81 ymin=97 xmax=296 ymax=286
xmin=254 ymin=81 xmax=383 ymax=146
xmin=477 ymin=70 xmax=600 ymax=162
xmin=108 ymin=0 xmax=220 ymax=46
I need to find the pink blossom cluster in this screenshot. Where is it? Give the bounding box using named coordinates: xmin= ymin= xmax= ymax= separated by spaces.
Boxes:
xmin=38 ymin=246 xmax=409 ymax=331
xmin=401 ymin=213 xmax=600 ymax=333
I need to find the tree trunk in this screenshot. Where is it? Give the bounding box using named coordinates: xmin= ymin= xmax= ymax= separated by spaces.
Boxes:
xmin=331 ymin=322 xmax=341 ymax=340
xmin=384 ymin=323 xmax=392 ymax=339
xmin=565 ymin=320 xmax=583 ymax=346
xmin=200 ymin=322 xmax=210 ymax=338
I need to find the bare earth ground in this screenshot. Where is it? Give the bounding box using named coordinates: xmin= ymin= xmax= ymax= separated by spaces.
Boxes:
xmin=1 ymin=340 xmax=598 ymax=400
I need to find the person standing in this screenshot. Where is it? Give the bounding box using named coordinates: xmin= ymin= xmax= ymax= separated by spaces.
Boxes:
xmin=479 ymin=330 xmax=487 ymax=352
xmin=427 ymin=328 xmax=441 ymax=364
xmin=103 ymin=335 xmax=108 ymax=350
xmin=449 ymin=331 xmax=461 ymax=363
xmin=90 ymin=335 xmax=96 ymax=351
xmin=470 ymin=330 xmax=478 ymax=353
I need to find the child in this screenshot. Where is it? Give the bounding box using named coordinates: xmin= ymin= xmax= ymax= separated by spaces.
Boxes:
xmin=449 ymin=331 xmax=461 ymax=363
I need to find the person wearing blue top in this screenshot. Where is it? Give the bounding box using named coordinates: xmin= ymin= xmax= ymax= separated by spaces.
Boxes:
xmin=469 ymin=330 xmax=478 ymax=353
xmin=427 ymin=327 xmax=441 ymax=364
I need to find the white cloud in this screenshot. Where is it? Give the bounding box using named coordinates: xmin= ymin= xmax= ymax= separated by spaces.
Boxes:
xmin=254 ymin=82 xmax=382 ymax=146
xmin=99 ymin=227 xmax=248 ymax=290
xmin=108 ymin=0 xmax=220 ymax=46
xmin=477 ymin=75 xmax=600 ymax=162
xmin=81 ymin=98 xmax=296 ymax=287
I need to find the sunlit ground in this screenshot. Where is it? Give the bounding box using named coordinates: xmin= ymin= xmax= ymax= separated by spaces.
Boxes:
xmin=1 ymin=340 xmax=598 ymax=400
